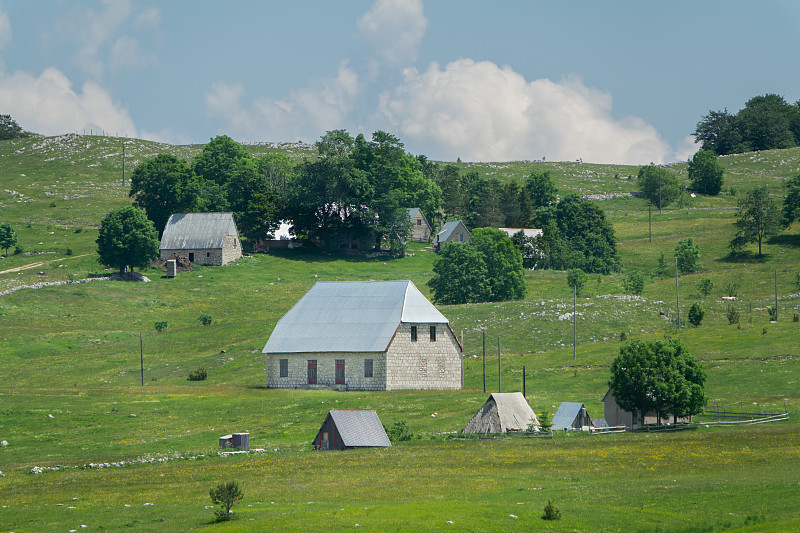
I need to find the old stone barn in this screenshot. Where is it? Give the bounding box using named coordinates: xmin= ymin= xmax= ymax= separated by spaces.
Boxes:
xmin=262 ymin=280 xmax=462 ymax=390
xmin=159 ymin=212 xmax=242 ymax=266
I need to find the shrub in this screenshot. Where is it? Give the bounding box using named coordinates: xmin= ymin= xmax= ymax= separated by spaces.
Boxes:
xmin=793 ymin=313 xmax=799 ymax=323
xmin=657 ymin=251 xmax=667 ymax=276
xmin=675 ymin=238 xmax=701 ymax=273
xmin=688 ymin=303 xmax=704 ymax=326
xmin=74 ymin=227 xmax=83 ymax=233
xmin=619 ymin=331 xmax=627 ymax=342
xmin=538 ymin=411 xmax=552 ymax=432
xmin=768 ymin=307 xmax=777 ymax=322
xmin=200 ymin=314 xmax=213 ymax=326
xmin=723 ymin=282 xmax=740 ymax=298
xmin=794 ymin=272 xmax=800 ymax=292
xmin=622 ymin=271 xmax=645 ymax=296
xmin=188 ymin=367 xmax=207 ymax=381
xmin=698 ymin=278 xmax=714 ymax=297
xmin=65 ymin=248 xmax=73 ymax=256
xmin=384 ymin=420 xmax=414 ymax=442
xmin=542 ymin=500 xmax=562 ymax=521
xmin=209 ymin=481 xmax=243 ymax=521
xmin=726 ymin=306 xmax=740 ymax=325
xmin=154 ymin=321 xmax=168 ymax=332
xmin=14 ymin=245 xmax=23 ymax=255
xmin=567 ymin=268 xmax=586 ymax=296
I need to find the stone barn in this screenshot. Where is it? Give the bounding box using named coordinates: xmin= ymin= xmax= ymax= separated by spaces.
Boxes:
xmin=312 ymin=410 xmax=391 ymax=450
xmin=262 ymin=280 xmax=462 ymax=391
xmin=463 ymin=392 xmax=539 ymax=434
xmin=407 ymin=207 xmax=432 ymax=241
xmin=159 ymin=212 xmax=242 ymax=266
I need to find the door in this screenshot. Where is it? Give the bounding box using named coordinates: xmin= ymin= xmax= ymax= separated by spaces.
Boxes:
xmin=307 ymin=360 xmax=317 ymax=384
xmin=335 ymin=359 xmax=345 ymax=385
xmin=188 ymin=252 xmax=195 ymax=262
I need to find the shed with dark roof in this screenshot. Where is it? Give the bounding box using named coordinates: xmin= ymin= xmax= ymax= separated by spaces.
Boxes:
xmin=312 ymin=410 xmax=392 ymax=450
xmin=159 ymin=212 xmax=242 ymax=266
xmin=551 ymin=402 xmax=594 ymax=431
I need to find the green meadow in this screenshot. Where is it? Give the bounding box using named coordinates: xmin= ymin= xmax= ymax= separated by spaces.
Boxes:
xmin=1 ymin=135 xmax=799 ymax=531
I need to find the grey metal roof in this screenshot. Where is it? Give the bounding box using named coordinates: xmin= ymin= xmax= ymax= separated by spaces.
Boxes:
xmin=551 ymin=402 xmax=591 ymax=430
xmin=323 ymin=410 xmax=392 ymax=447
xmin=435 ymin=220 xmax=469 ymax=243
xmin=159 ymin=213 xmax=238 ymax=250
xmin=263 ymin=280 xmax=449 ymax=354
xmin=463 ymin=393 xmax=539 ymax=433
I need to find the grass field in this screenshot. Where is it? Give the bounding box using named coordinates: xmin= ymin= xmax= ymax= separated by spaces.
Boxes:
xmin=1 ymin=135 xmax=799 ymax=531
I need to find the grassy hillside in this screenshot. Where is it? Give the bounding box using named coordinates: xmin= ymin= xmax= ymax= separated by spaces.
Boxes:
xmin=1 ymin=135 xmax=799 ymax=531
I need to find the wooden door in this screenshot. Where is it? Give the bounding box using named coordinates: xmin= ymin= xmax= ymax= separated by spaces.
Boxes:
xmin=335 ymin=359 xmax=345 ymax=384
xmin=307 ymin=360 xmax=317 ymax=384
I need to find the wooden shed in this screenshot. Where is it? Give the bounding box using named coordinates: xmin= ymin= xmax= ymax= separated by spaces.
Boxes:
xmin=312 ymin=410 xmax=391 ymax=450
xmin=463 ymin=392 xmax=539 ymax=434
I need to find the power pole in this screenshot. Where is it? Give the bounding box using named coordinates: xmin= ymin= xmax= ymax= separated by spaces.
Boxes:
xmin=648 ymin=201 xmax=652 ymax=243
xmin=122 ymin=142 xmax=126 ymax=187
xmin=675 ymin=257 xmax=681 ymax=329
xmin=573 ymin=285 xmax=577 ymax=360
xmin=482 ymin=328 xmax=486 ymax=393
xmin=140 ymin=332 xmax=144 ymax=385
xmin=497 ymin=337 xmax=501 ymax=393
xmin=775 ymin=270 xmax=778 ymax=321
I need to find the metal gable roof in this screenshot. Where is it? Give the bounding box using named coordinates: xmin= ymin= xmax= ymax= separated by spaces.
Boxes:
xmin=159 ymin=212 xmax=238 ymax=250
xmin=262 ymin=280 xmax=449 ymax=354
xmin=435 ymin=220 xmax=468 ymax=243
xmin=325 ymin=410 xmax=392 ymax=448
xmin=551 ymin=402 xmax=590 ymax=430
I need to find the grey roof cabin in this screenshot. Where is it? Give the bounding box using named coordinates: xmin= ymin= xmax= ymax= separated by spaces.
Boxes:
xmin=312 ymin=410 xmax=391 ymax=450
xmin=551 ymin=402 xmax=593 ymax=430
xmin=159 ymin=212 xmax=242 ymax=266
xmin=463 ymin=392 xmax=539 ymax=433
xmin=262 ymin=280 xmax=462 ymax=391
xmin=433 ymin=220 xmax=470 ymax=250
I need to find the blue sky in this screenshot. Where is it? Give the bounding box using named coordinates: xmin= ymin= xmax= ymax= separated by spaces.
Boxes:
xmin=1 ymin=0 xmax=799 ymax=164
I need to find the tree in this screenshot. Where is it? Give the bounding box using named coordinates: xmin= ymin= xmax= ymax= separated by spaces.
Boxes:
xmin=675 ymin=238 xmax=701 ymax=273
xmin=226 ymin=160 xmax=282 ymax=242
xmin=209 ymin=481 xmax=244 ymax=521
xmin=192 ymin=135 xmax=252 ymax=187
xmin=697 ymin=278 xmax=714 ymax=297
xmin=687 ymin=150 xmax=724 ymax=196
xmin=693 ymin=109 xmax=743 ymax=155
xmin=737 ymin=94 xmax=798 ymax=152
xmin=427 ymin=244 xmax=491 ymax=304
xmin=469 ymin=228 xmax=527 ymax=301
xmin=129 ymin=154 xmax=202 ymax=235
xmin=732 ymin=185 xmax=782 ymax=256
xmin=0 ymin=223 xmax=18 ymax=255
xmin=688 ymin=303 xmax=705 ymax=327
xmin=0 ymin=114 xmax=30 ymax=140
xmin=96 ymin=206 xmax=159 ymax=275
xmin=566 ymin=268 xmax=586 ymax=296
xmin=782 ymin=172 xmax=800 ymax=228
xmin=609 ymin=339 xmax=707 ymax=425
xmin=525 ymin=170 xmax=557 ymax=208
xmin=622 ymin=271 xmax=646 ymax=296
xmin=637 ymin=164 xmax=682 ymax=212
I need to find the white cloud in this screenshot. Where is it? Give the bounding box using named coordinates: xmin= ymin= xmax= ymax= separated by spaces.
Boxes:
xmin=0 ymin=6 xmax=10 ymax=71
xmin=673 ymin=135 xmax=700 ymax=162
xmin=357 ymin=0 xmax=427 ymax=68
xmin=379 ymin=59 xmax=670 ymax=164
xmin=0 ymin=67 xmax=137 ymax=137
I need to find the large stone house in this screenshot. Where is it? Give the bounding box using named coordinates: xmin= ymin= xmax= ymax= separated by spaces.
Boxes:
xmin=159 ymin=212 xmax=242 ymax=266
xmin=407 ymin=208 xmax=432 ymax=241
xmin=262 ymin=280 xmax=462 ymax=390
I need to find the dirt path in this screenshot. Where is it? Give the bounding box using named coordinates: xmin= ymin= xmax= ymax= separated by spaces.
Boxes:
xmin=0 ymin=253 xmax=93 ymax=275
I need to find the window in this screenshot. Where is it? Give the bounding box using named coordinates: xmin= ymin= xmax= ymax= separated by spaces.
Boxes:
xmin=416 ymin=219 xmax=422 ymax=225
xmin=335 ymin=359 xmax=345 ymax=384
xmin=430 ymin=325 xmax=436 ymax=341
xmin=307 ymin=360 xmax=317 ymax=384
xmin=411 ymin=325 xmax=417 ymax=341
xmin=458 ymin=233 xmax=464 ymax=242
xmin=364 ymin=359 xmax=373 ymax=378
xmin=206 ymin=252 xmax=210 ymax=258
xmin=279 ymin=359 xmax=288 ymax=378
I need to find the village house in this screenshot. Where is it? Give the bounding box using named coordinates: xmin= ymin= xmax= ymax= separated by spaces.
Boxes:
xmin=602 ymin=388 xmax=691 ymax=429
xmin=262 ymin=280 xmax=462 ymax=391
xmin=407 ymin=207 xmax=432 ymax=241
xmin=159 ymin=212 xmax=242 ymax=266
xmin=433 ymin=220 xmax=470 ymax=250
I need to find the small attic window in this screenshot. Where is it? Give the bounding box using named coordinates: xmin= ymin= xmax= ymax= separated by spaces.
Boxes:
xmin=206 ymin=252 xmax=210 ymax=258
xmin=411 ymin=325 xmax=417 ymax=341
xmin=416 ymin=219 xmax=421 ymax=225
xmin=430 ymin=325 xmax=436 ymax=341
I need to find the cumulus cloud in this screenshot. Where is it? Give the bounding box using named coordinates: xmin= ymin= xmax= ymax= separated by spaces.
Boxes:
xmin=357 ymin=0 xmax=427 ymax=68
xmin=380 ymin=59 xmax=669 ymax=164
xmin=0 ymin=67 xmax=137 ymax=136
xmin=0 ymin=7 xmax=10 ymax=71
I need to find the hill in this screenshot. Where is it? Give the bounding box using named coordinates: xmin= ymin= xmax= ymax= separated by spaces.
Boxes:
xmin=1 ymin=135 xmax=799 ymax=531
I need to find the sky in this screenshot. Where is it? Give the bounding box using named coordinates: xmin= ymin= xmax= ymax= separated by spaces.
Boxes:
xmin=1 ymin=0 xmax=799 ymax=165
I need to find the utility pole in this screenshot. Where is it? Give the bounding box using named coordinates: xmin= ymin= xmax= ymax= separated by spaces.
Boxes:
xmin=482 ymin=328 xmax=486 ymax=393
xmin=498 ymin=337 xmax=501 ymax=393
xmin=140 ymin=332 xmax=144 ymax=385
xmin=573 ymin=285 xmax=577 ymax=360
xmin=775 ymin=270 xmax=778 ymax=321
xmin=648 ymin=201 xmax=652 ymax=243
xmin=675 ymin=257 xmax=681 ymax=329
xmin=122 ymin=142 xmax=126 ymax=187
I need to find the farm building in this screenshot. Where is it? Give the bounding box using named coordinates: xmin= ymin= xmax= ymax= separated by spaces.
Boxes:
xmin=551 ymin=402 xmax=594 ymax=430
xmin=312 ymin=410 xmax=391 ymax=450
xmin=159 ymin=212 xmax=242 ymax=266
xmin=602 ymin=388 xmax=691 ymax=429
xmin=463 ymin=392 xmax=539 ymax=434
xmin=433 ymin=220 xmax=470 ymax=250
xmin=407 ymin=207 xmax=432 ymax=241
xmin=498 ymin=228 xmax=543 ymax=239
xmin=262 ymin=280 xmax=462 ymax=391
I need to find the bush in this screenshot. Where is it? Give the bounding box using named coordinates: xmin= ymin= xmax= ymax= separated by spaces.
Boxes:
xmin=768 ymin=307 xmax=777 ymax=321
xmin=688 ymin=303 xmax=705 ymax=326
xmin=567 ymin=268 xmax=586 ymax=296
xmin=723 ymin=282 xmax=740 ymax=298
xmin=200 ymin=314 xmax=213 ymax=326
xmin=14 ymin=245 xmax=23 ymax=255
xmin=793 ymin=313 xmax=799 ymax=323
xmin=698 ymin=278 xmax=714 ymax=297
xmin=675 ymin=238 xmax=701 ymax=273
xmin=726 ymin=306 xmax=740 ymax=325
xmin=794 ymin=272 xmax=800 ymax=292
xmin=538 ymin=411 xmax=552 ymax=432
xmin=542 ymin=500 xmax=562 ymax=521
xmin=65 ymin=248 xmax=73 ymax=256
xmin=154 ymin=321 xmax=168 ymax=332
xmin=619 ymin=331 xmax=627 ymax=341
xmin=74 ymin=227 xmax=83 ymax=233
xmin=657 ymin=251 xmax=667 ymax=276
xmin=188 ymin=367 xmax=207 ymax=381
xmin=384 ymin=420 xmax=414 ymax=442
xmin=209 ymin=481 xmax=243 ymax=521
xmin=622 ymin=271 xmax=645 ymax=296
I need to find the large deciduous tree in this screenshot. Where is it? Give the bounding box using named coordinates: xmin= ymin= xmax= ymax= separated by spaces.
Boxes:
xmin=96 ymin=206 xmax=159 ymax=275
xmin=674 ymin=237 xmax=701 ymax=273
xmin=129 ymin=154 xmax=202 ymax=235
xmin=0 ymin=223 xmax=18 ymax=255
xmin=732 ymin=185 xmax=782 ymax=256
xmin=782 ymin=172 xmax=800 ymax=229
xmin=609 ymin=339 xmax=707 ymax=425
xmin=637 ymin=164 xmax=682 ymax=212
xmin=192 ymin=135 xmax=252 ymax=187
xmin=687 ymin=150 xmax=724 ymax=196
xmin=0 ymin=114 xmax=30 ymax=140
xmin=525 ymin=170 xmax=557 ymax=208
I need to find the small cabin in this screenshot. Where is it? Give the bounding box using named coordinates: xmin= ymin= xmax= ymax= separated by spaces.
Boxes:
xmin=312 ymin=410 xmax=391 ymax=450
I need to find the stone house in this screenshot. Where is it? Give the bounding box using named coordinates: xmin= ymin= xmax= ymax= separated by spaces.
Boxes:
xmin=159 ymin=212 xmax=242 ymax=266
xmin=407 ymin=207 xmax=432 ymax=241
xmin=602 ymin=388 xmax=691 ymax=429
xmin=262 ymin=280 xmax=462 ymax=391
xmin=433 ymin=220 xmax=470 ymax=250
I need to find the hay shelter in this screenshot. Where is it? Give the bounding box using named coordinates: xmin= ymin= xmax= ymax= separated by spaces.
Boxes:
xmin=463 ymin=392 xmax=539 ymax=434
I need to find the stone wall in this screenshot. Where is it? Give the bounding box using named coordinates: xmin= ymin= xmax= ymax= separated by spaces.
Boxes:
xmin=265 ymin=351 xmax=387 ymax=390
xmin=160 ymin=239 xmax=240 ymax=266
xmin=221 ymin=235 xmax=242 ymax=264
xmin=385 ymin=323 xmax=462 ymax=390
